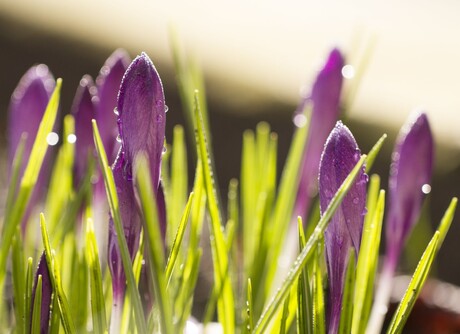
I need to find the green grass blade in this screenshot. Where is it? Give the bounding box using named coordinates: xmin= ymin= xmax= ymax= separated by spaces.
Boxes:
xmin=365 ymin=134 xmax=387 ymax=173
xmin=4 ymin=134 xmax=26 ymax=219
xmin=436 ymin=197 xmax=457 ymax=248
xmin=247 ymin=278 xmax=254 ymax=333
xmin=168 ymin=125 xmax=188 ymax=247
xmin=386 ymin=232 xmax=440 ymax=334
xmin=262 ymin=106 xmax=310 ymax=299
xmin=85 ymin=218 xmax=108 ymax=334
xmin=253 ymin=154 xmax=367 ymax=334
xmin=278 ymin=292 xmax=291 ymax=334
xmin=25 ymin=257 xmax=34 ymax=334
xmin=45 ymin=114 xmax=75 ymax=234
xmin=39 ymin=214 xmax=75 ymax=334
xmin=31 ymin=275 xmax=43 ymax=334
xmin=193 ymin=92 xmax=235 ymax=333
xmin=0 ymin=80 xmax=62 ymax=297
xmin=92 ymin=119 xmax=147 ymax=333
xmin=165 ymin=192 xmax=194 ymax=286
xmin=135 ymin=154 xmax=173 ymax=334
xmin=352 ymin=178 xmax=385 ymax=334
xmin=313 ymin=244 xmax=325 ymax=334
xmin=338 ymin=250 xmax=356 ymax=334
xmin=12 ymin=228 xmax=25 ymax=334
xmin=297 ymin=217 xmax=313 ymax=334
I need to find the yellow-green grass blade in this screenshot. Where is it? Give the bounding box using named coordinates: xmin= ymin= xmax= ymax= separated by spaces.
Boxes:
xmin=31 ymin=275 xmax=43 ymax=334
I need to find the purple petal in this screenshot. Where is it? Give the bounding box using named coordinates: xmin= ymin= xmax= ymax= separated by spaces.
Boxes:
xmin=30 ymin=251 xmax=52 ymax=334
xmin=71 ymin=75 xmax=97 ymax=186
xmin=386 ymin=112 xmax=434 ymax=264
xmin=294 ymin=48 xmax=344 ymax=222
xmin=117 ymin=52 xmax=166 ymax=191
xmin=96 ymin=49 xmax=131 ymax=164
xmin=8 ymin=65 xmax=55 ymax=226
xmin=108 ymin=153 xmax=142 ymax=301
xmin=319 ymin=121 xmax=367 ymax=333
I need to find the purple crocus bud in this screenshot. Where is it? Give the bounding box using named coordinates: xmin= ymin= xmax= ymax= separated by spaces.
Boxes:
xmin=8 ymin=65 xmax=55 ymax=226
xmin=95 ymin=49 xmax=131 ymax=164
xmin=294 ymin=48 xmax=344 ymax=223
xmin=367 ymin=112 xmax=434 ymax=334
xmin=319 ymin=121 xmax=367 ymax=334
xmin=108 ymin=53 xmax=166 ymax=326
xmin=386 ymin=112 xmax=434 ymax=267
xmin=71 ymin=75 xmax=97 ymax=187
xmin=30 ymin=251 xmax=52 ymax=334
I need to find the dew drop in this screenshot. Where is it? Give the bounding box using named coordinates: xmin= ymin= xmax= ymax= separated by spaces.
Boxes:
xmin=113 ymin=107 xmax=119 ymax=116
xmin=293 ymin=114 xmax=307 ymax=128
xmin=353 ymin=197 xmax=359 ymax=204
xmin=162 ymin=146 xmax=167 ymax=154
xmin=156 ymin=114 xmax=163 ymax=123
xmin=341 ymin=64 xmax=355 ymax=79
xmin=421 ymin=184 xmax=431 ymax=194
xmin=67 ymin=134 xmax=77 ymax=144
xmin=46 ymin=132 xmax=59 ymax=146
xmin=164 ymin=104 xmax=169 ymax=113
xmin=116 ymin=134 xmax=122 ymax=143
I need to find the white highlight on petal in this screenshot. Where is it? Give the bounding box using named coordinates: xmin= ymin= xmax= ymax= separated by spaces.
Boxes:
xmin=341 ymin=64 xmax=355 ymax=79
xmin=46 ymin=132 xmax=59 ymax=146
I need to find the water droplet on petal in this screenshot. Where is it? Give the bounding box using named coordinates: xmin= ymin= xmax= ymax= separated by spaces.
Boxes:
xmin=46 ymin=132 xmax=59 ymax=146
xmin=421 ymin=184 xmax=431 ymax=194
xmin=353 ymin=197 xmax=359 ymax=204
xmin=156 ymin=114 xmax=163 ymax=123
xmin=116 ymin=134 xmax=122 ymax=143
xmin=164 ymin=104 xmax=169 ymax=113
xmin=113 ymin=107 xmax=119 ymax=116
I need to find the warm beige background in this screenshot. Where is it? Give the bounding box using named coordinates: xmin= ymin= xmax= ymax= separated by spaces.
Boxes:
xmin=1 ymin=0 xmax=459 ymax=160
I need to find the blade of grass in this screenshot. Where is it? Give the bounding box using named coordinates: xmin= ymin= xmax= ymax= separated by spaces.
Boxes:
xmin=193 ymin=92 xmax=235 ymax=333
xmin=262 ymin=106 xmax=310 ymax=301
xmin=39 ymin=214 xmax=75 ymax=334
xmin=135 ymin=154 xmax=173 ymax=334
xmin=12 ymin=228 xmax=25 ymax=334
xmin=4 ymin=134 xmax=26 ymax=219
xmin=31 ymin=275 xmax=43 ymax=334
xmin=338 ymin=249 xmax=356 ymax=334
xmin=247 ymin=279 xmax=254 ymax=333
xmin=85 ymin=218 xmax=108 ymax=334
xmin=352 ymin=185 xmax=385 ymax=334
xmin=165 ymin=192 xmax=194 ymax=286
xmin=92 ymin=119 xmax=147 ymax=333
xmin=168 ymin=125 xmax=188 ymax=247
xmin=252 ymin=154 xmax=367 ymax=334
xmin=25 ymin=257 xmax=34 ymax=334
xmin=297 ymin=217 xmax=313 ymax=334
xmin=0 ymin=80 xmax=62 ymax=298
xmin=436 ymin=197 xmax=457 ymax=248
xmin=386 ymin=232 xmax=439 ymax=334
xmin=313 ymin=244 xmax=325 ymax=334
xmin=365 ymin=134 xmax=387 ymax=173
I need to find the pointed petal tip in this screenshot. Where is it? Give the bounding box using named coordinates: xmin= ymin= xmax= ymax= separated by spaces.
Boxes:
xmin=12 ymin=65 xmax=55 ymax=102
xmin=323 ymin=48 xmax=345 ymax=72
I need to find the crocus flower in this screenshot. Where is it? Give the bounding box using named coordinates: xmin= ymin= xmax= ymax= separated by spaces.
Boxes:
xmin=294 ymin=48 xmax=344 ymax=224
xmin=71 ymin=75 xmax=97 ymax=187
xmin=108 ymin=52 xmax=166 ymax=328
xmin=7 ymin=65 xmax=56 ymax=226
xmin=367 ymin=112 xmax=434 ymax=334
xmin=319 ymin=121 xmax=367 ymax=334
xmin=30 ymin=251 xmax=52 ymax=334
xmin=95 ymin=49 xmax=131 ymax=164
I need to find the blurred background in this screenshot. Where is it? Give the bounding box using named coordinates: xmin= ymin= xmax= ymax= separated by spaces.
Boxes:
xmin=0 ymin=0 xmax=459 ymax=290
